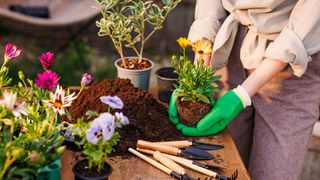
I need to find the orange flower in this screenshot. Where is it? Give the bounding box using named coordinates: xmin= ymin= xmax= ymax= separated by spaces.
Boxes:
xmin=177 ymin=37 xmax=190 ymax=49
xmin=191 ymin=39 xmax=213 ymax=56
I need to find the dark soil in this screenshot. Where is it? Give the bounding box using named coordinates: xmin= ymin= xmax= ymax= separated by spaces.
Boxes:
xmin=176 ymin=98 xmax=211 ymax=126
xmin=73 ymin=159 xmax=111 ymax=179
xmin=118 ymin=58 xmax=151 ymax=70
xmin=62 ymin=78 xmax=185 ymax=154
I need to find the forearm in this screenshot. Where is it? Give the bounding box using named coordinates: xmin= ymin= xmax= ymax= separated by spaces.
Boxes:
xmin=241 ymin=58 xmax=288 ymax=97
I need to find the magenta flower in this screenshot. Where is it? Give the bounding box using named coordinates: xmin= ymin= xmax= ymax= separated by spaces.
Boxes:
xmin=4 ymin=43 xmax=22 ymax=60
xmin=35 ymin=71 xmax=59 ymax=91
xmin=81 ymin=73 xmax=93 ymax=86
xmin=39 ymin=51 xmax=55 ymax=70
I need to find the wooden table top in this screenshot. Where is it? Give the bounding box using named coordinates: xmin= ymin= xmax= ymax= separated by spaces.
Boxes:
xmin=61 ymin=87 xmax=250 ymax=180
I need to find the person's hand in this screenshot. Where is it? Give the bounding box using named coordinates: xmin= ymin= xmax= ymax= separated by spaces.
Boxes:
xmin=168 ymin=86 xmax=251 ymax=136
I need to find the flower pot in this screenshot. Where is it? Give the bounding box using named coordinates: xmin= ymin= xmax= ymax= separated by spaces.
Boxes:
xmin=73 ymin=159 xmax=112 ymax=180
xmin=114 ymin=57 xmax=154 ymax=90
xmin=176 ymin=98 xmax=211 ymax=126
xmin=155 ymin=67 xmax=178 ymax=103
xmin=37 ymin=158 xmax=61 ymax=180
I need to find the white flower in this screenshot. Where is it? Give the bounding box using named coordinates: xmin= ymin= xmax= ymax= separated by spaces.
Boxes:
xmin=0 ymin=90 xmax=28 ymax=117
xmin=43 ymin=85 xmax=76 ymax=115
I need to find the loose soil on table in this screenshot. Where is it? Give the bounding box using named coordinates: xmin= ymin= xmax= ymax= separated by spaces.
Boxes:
xmin=176 ymin=98 xmax=211 ymax=126
xmin=118 ymin=58 xmax=151 ymax=70
xmin=62 ymin=78 xmax=186 ymax=154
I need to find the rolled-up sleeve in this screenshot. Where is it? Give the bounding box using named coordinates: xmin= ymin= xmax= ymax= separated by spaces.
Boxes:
xmin=188 ymin=0 xmax=227 ymax=43
xmin=264 ymin=0 xmax=320 ymax=77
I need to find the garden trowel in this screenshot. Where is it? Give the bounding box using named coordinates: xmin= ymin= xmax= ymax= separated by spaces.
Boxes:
xmin=154 ymin=140 xmax=224 ymax=150
xmin=137 ymin=140 xmax=213 ymax=160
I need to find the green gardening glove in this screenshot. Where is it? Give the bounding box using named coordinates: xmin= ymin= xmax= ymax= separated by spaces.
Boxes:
xmin=170 ymin=90 xmax=245 ymax=136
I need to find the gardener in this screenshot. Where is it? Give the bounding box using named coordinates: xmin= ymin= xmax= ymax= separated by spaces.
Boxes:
xmin=169 ymin=0 xmax=320 ymax=179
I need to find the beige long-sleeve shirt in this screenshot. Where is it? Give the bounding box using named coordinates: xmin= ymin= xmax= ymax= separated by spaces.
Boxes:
xmin=188 ymin=0 xmax=320 ymax=77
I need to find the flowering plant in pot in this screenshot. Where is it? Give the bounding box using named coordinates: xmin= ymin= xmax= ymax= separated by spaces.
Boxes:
xmin=0 ymin=43 xmax=89 ymax=179
xmin=72 ymin=95 xmax=129 ymax=180
xmin=96 ymin=0 xmax=181 ymax=90
xmin=169 ymin=38 xmax=221 ymax=126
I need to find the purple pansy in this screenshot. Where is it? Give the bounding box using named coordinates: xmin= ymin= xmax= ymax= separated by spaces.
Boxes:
xmin=114 ymin=112 xmax=129 ymax=128
xmin=81 ymin=73 xmax=93 ymax=86
xmin=5 ymin=43 xmax=22 ymax=60
xmin=39 ymin=51 xmax=55 ymax=70
xmin=35 ymin=71 xmax=59 ymax=91
xmin=86 ymin=112 xmax=115 ymax=145
xmin=100 ymin=95 xmax=124 ymax=109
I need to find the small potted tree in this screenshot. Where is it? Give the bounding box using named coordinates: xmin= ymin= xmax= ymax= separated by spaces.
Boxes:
xmin=96 ymin=0 xmax=181 ymax=90
xmin=170 ymin=38 xmax=221 ymax=126
xmin=72 ymin=95 xmax=129 ymax=180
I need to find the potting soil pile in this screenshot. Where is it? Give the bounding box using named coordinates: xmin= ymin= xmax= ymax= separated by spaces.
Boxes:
xmin=64 ymin=78 xmax=185 ymax=154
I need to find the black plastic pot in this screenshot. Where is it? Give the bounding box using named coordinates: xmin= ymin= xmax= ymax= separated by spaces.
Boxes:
xmin=73 ymin=159 xmax=112 ymax=180
xmin=155 ymin=67 xmax=178 ymax=103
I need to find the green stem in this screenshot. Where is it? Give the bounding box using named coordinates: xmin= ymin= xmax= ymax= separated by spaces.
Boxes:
xmin=48 ymin=112 xmax=57 ymax=132
xmin=0 ymin=156 xmax=16 ymax=179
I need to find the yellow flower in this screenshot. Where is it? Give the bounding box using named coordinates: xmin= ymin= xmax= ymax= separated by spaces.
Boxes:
xmin=191 ymin=39 xmax=213 ymax=56
xmin=177 ymin=37 xmax=190 ymax=48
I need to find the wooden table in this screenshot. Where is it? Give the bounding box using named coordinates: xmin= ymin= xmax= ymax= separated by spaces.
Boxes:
xmin=61 ymin=88 xmax=250 ymax=180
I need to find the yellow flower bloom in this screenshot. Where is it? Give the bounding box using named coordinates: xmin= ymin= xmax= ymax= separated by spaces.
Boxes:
xmin=177 ymin=37 xmax=190 ymax=48
xmin=191 ymin=39 xmax=213 ymax=56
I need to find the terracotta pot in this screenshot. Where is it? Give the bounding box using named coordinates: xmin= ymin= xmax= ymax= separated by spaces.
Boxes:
xmin=114 ymin=57 xmax=154 ymax=90
xmin=155 ymin=67 xmax=178 ymax=103
xmin=176 ymin=98 xmax=211 ymax=127
xmin=73 ymin=159 xmax=112 ymax=180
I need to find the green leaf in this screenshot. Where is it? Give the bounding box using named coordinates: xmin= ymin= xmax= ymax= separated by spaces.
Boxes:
xmin=198 ymin=94 xmax=210 ymax=104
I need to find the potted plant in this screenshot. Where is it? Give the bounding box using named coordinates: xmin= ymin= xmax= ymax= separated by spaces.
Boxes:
xmin=96 ymin=0 xmax=181 ymax=90
xmin=0 ymin=43 xmax=89 ymax=179
xmin=171 ymin=38 xmax=221 ymax=126
xmin=154 ymin=37 xmax=190 ymax=103
xmin=72 ymin=95 xmax=129 ymax=180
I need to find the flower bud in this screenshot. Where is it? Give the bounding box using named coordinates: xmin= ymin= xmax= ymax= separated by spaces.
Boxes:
xmin=11 ymin=147 xmax=24 ymax=159
xmin=28 ymin=151 xmax=40 ymax=162
xmin=81 ymin=73 xmax=93 ymax=86
xmin=57 ymin=146 xmax=66 ymax=154
xmin=18 ymin=71 xmax=25 ymax=80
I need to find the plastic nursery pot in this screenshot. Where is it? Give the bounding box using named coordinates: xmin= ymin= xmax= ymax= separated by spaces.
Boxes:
xmin=73 ymin=159 xmax=112 ymax=180
xmin=155 ymin=67 xmax=178 ymax=103
xmin=114 ymin=57 xmax=154 ymax=90
xmin=37 ymin=158 xmax=61 ymax=180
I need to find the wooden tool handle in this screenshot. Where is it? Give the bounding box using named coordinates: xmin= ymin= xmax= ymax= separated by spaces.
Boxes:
xmin=165 ymin=154 xmax=217 ymax=177
xmin=137 ymin=140 xmax=181 ymax=155
xmin=128 ymin=148 xmax=172 ymax=175
xmin=136 ymin=147 xmax=193 ymax=164
xmin=154 ymin=140 xmax=192 ymax=148
xmin=153 ymin=151 xmax=186 ymax=175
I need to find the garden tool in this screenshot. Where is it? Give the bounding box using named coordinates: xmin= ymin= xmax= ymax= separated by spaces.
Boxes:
xmin=128 ymin=148 xmax=182 ymax=180
xmin=136 ymin=148 xmax=237 ymax=180
xmin=153 ymin=151 xmax=196 ymax=180
xmin=137 ymin=140 xmax=213 ymax=160
xmin=154 ymin=140 xmax=224 ymax=150
xmin=137 ymin=148 xmax=224 ymax=171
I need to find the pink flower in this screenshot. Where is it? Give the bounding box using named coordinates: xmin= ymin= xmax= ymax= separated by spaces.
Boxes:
xmin=81 ymin=73 xmax=93 ymax=86
xmin=35 ymin=71 xmax=59 ymax=91
xmin=4 ymin=43 xmax=22 ymax=60
xmin=39 ymin=51 xmax=55 ymax=70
